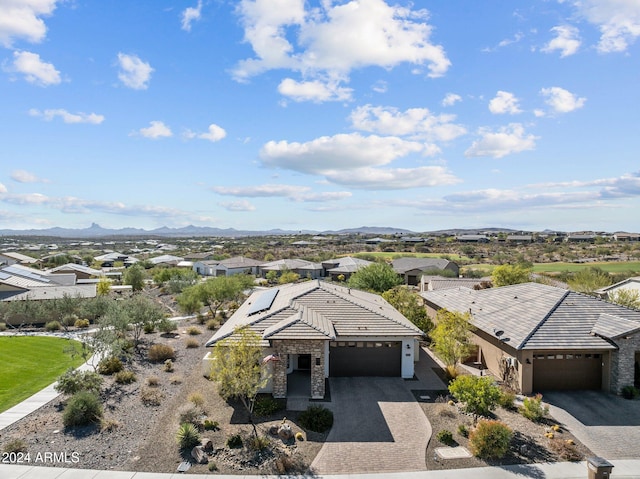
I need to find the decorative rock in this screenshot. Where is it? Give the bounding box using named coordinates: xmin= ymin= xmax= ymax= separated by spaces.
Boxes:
xmin=201 ymin=438 xmax=213 ymax=452
xmin=269 ymin=424 xmax=280 ymax=435
xmin=278 ymin=423 xmax=294 ymax=440
xmin=191 ymin=445 xmax=209 ymax=464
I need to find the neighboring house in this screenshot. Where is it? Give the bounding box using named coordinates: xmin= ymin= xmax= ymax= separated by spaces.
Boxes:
xmin=506 ymin=235 xmax=533 ymax=244
xmin=456 ymin=234 xmax=489 ymax=243
xmin=420 ymin=275 xmax=490 ymax=292
xmin=595 ymin=277 xmax=640 ymax=301
xmin=193 ymin=256 xmax=263 ymax=277
xmin=94 ymin=252 xmax=138 ymax=267
xmin=149 ymin=255 xmax=184 ymax=267
xmin=259 ymin=259 xmax=323 ymax=279
xmin=321 ymin=256 xmax=373 ymax=281
xmin=204 ymin=281 xmax=423 ymax=399
xmin=392 ymin=257 xmax=460 ymax=286
xmin=47 ymin=263 xmax=104 ymax=281
xmin=0 ymin=252 xmax=39 ymax=266
xmin=613 ymin=232 xmax=640 ymax=242
xmin=185 ymin=250 xmax=223 ymax=261
xmin=565 ymin=234 xmax=596 ymax=243
xmin=422 ymin=282 xmax=640 ymax=395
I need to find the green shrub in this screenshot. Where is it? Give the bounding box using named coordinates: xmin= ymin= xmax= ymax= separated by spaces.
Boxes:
xmin=148 ymin=344 xmax=175 ymax=362
xmin=621 ymin=385 xmax=639 ymax=399
xmin=206 ymin=319 xmax=218 ymax=330
xmin=188 ymin=392 xmax=205 ymax=407
xmin=520 ymin=394 xmax=549 ymax=422
xmin=45 ymin=320 xmax=61 ymax=332
xmin=196 ymin=314 xmax=206 ymax=325
xmin=2 ymin=438 xmax=27 ymax=453
xmin=74 ymin=318 xmax=90 ymax=328
xmin=498 ymin=390 xmax=516 ymax=410
xmin=178 ymin=402 xmax=204 ymax=425
xmin=299 ymin=405 xmax=334 ymax=433
xmin=98 ymin=356 xmax=124 ymax=375
xmin=226 ymin=434 xmax=243 ymax=449
xmin=185 ymin=338 xmax=200 ymax=348
xmin=445 ymin=365 xmax=459 ymax=381
xmin=469 ymin=420 xmax=512 ymax=459
xmin=295 ymin=431 xmax=304 ymax=441
xmin=457 ymin=424 xmax=469 ymax=438
xmin=114 ymin=370 xmax=136 ymax=384
xmin=249 ymin=435 xmax=270 ymax=451
xmin=208 ymin=462 xmax=218 ymax=472
xmin=176 ymin=423 xmax=201 ymax=450
xmin=0 ymin=322 xmax=7 ymax=332
xmin=448 ymin=375 xmax=501 ymax=416
xmin=158 ymin=318 xmax=178 ymax=334
xmin=203 ymin=419 xmax=219 ymax=431
xmin=143 ymin=322 xmax=155 ymax=334
xmin=437 ymin=429 xmax=454 ymax=445
xmin=186 ymin=326 xmax=202 ymax=335
xmin=62 ymin=391 xmax=103 ymax=427
xmin=254 ymin=395 xmax=285 ymax=417
xmin=55 ymin=368 xmax=103 ymax=395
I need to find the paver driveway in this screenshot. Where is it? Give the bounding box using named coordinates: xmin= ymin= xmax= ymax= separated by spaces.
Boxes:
xmin=310 ymin=376 xmax=430 ymax=474
xmin=544 ymin=391 xmax=640 ymax=460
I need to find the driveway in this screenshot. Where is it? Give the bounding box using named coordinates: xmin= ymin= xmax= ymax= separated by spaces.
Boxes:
xmin=544 ymin=391 xmax=640 ymax=459
xmin=310 ymin=376 xmax=431 ymax=474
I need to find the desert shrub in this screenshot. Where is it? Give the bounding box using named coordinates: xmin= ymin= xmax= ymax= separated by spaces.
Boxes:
xmin=186 ymin=326 xmax=202 ymax=335
xmin=621 ymin=385 xmax=639 ymax=399
xmin=158 ymin=318 xmax=178 ymax=334
xmin=74 ymin=318 xmax=90 ymax=328
xmin=100 ymin=417 xmax=120 ymax=432
xmin=146 ymin=376 xmax=159 ymax=387
xmin=437 ymin=429 xmax=454 ymax=445
xmin=520 ymin=394 xmax=549 ymax=422
xmin=208 ymin=462 xmax=218 ymax=472
xmin=62 ymin=391 xmax=103 ymax=427
xmin=185 ymin=338 xmax=199 ymax=348
xmin=176 ymin=423 xmax=201 ymax=450
xmin=0 ymin=322 xmax=7 ymax=332
xmin=55 ymin=368 xmax=103 ymax=395
xmin=163 ymin=359 xmax=174 ymax=372
xmin=2 ymin=438 xmax=27 ymax=453
xmin=249 ymin=435 xmax=270 ymax=451
xmin=62 ymin=314 xmax=78 ymax=328
xmin=203 ymin=419 xmax=219 ymax=431
xmin=498 ymin=390 xmax=516 ymax=410
xmin=469 ymin=420 xmax=512 ymax=459
xmin=169 ymin=375 xmax=182 ymax=384
xmin=206 ymin=319 xmax=218 ymax=330
xmin=196 ymin=314 xmax=206 ymax=324
xmin=274 ymin=453 xmax=302 ymax=474
xmin=437 ymin=404 xmax=456 ymax=418
xmin=295 ymin=431 xmax=304 ymax=441
xmin=457 ymin=424 xmax=469 ymax=438
xmin=254 ymin=395 xmax=285 ymax=417
xmin=549 ymin=438 xmax=582 ymax=461
xmin=226 ymin=434 xmax=243 ymax=449
xmin=148 ymin=344 xmax=175 ymax=362
xmin=143 ymin=322 xmax=155 ymax=334
xmin=178 ymin=402 xmax=204 ymax=425
xmin=188 ymin=392 xmax=205 ymax=407
xmin=449 ymin=375 xmax=501 ymax=416
xmin=114 ymin=370 xmax=136 ymax=384
xmin=45 ymin=320 xmax=61 ymax=332
xmin=299 ymin=405 xmax=334 ymax=433
xmin=98 ymin=356 xmax=123 ymax=375
xmin=445 ymin=365 xmax=459 ymax=381
xmin=140 ymin=387 xmax=163 ymax=406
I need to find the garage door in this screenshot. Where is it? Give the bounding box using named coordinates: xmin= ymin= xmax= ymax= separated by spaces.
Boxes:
xmin=533 ymin=353 xmax=602 ymax=391
xmin=329 ymin=341 xmax=401 ymax=377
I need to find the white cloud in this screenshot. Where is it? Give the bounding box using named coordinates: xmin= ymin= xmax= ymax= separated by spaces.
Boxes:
xmin=211 ymin=184 xmax=352 ymax=202
xmin=117 ymin=53 xmax=153 ymax=90
xmin=323 ymin=166 xmax=460 ymax=189
xmin=29 ymin=108 xmax=104 ymax=124
xmin=488 ymin=91 xmax=522 ymax=115
xmin=542 ymin=25 xmax=581 ymax=57
xmin=0 ymin=0 xmax=58 ymax=47
xmin=349 ymin=105 xmax=466 ymax=142
xmin=371 ymin=80 xmax=387 ymax=93
xmin=568 ymin=0 xmax=640 ymax=53
xmin=465 ymin=123 xmax=538 ymax=159
xmin=184 ymin=124 xmax=227 ymax=142
xmin=540 ymin=86 xmax=586 ymax=113
xmin=261 ymin=133 xmax=424 ymax=173
xmin=278 ymin=78 xmax=353 ymax=102
xmin=181 ymin=0 xmax=203 ymax=32
xmin=10 ymin=170 xmax=49 ymax=183
xmin=9 ymin=51 xmax=60 ymax=86
xmin=0 ymin=183 xmax=7 ymax=193
xmin=233 ymin=0 xmax=450 ymax=100
xmin=218 ymin=200 xmax=256 ymax=211
xmin=135 ymin=121 xmax=173 ymax=139
xmin=482 ymin=32 xmax=524 ymax=52
xmin=442 ymin=93 xmax=462 ymax=107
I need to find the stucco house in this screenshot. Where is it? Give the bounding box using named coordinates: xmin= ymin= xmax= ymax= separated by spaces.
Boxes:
xmin=204 ymin=281 xmax=423 ymax=399
xmin=193 ymin=256 xmax=262 ymax=277
xmin=392 ymin=257 xmax=460 ymax=286
xmin=422 ymin=282 xmax=640 ymax=394
xmin=595 ymin=277 xmax=640 ymax=301
xmin=258 ymin=259 xmax=324 ymax=280
xmin=321 ymin=256 xmax=372 ymax=281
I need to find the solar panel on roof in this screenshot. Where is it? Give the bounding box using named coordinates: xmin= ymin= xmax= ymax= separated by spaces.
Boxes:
xmin=3 ymin=265 xmax=50 ymax=283
xmin=247 ymin=288 xmax=279 ymax=315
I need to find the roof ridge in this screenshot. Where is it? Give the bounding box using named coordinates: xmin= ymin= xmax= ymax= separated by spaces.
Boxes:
xmin=518 ymin=289 xmax=570 ymax=350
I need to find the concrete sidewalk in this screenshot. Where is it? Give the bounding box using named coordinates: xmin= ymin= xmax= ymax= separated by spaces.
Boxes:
xmin=0 ymin=460 xmax=639 ymax=479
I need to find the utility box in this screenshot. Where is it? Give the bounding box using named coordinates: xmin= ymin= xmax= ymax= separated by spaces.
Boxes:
xmin=587 ymin=457 xmax=614 ymax=479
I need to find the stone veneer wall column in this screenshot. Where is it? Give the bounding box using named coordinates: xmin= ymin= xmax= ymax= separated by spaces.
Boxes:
xmin=611 ymin=333 xmax=640 ymax=393
xmin=272 ymin=339 xmax=326 ymax=399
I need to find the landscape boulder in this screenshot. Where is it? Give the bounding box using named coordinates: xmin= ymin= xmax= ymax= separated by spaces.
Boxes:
xmin=191 ymin=445 xmax=208 ymax=464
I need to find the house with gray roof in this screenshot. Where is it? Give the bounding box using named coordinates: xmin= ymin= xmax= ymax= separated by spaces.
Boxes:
xmin=321 ymin=256 xmax=373 ymax=281
xmin=204 ymin=281 xmax=423 ymax=399
xmin=392 ymin=257 xmax=459 ymax=286
xmin=595 ymin=276 xmax=640 ymax=302
xmin=193 ymin=256 xmax=262 ymax=277
xmin=0 ymin=252 xmax=38 ymax=266
xmin=422 ymin=282 xmax=640 ymax=395
xmin=258 ymin=259 xmax=324 ymax=279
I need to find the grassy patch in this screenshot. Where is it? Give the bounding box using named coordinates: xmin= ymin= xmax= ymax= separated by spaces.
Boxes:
xmin=0 ymin=336 xmax=86 ymax=413
xmin=533 ymin=261 xmax=640 ymax=274
xmin=352 ymin=252 xmax=474 ymax=262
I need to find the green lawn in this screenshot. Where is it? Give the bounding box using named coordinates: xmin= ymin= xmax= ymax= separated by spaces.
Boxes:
xmin=352 ymin=251 xmax=475 ymax=262
xmin=532 ymin=261 xmax=640 ymax=274
xmin=0 ymin=336 xmax=86 ymax=413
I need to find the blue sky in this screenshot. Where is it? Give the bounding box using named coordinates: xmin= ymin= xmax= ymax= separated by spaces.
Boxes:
xmin=1 ymin=0 xmax=639 ymax=233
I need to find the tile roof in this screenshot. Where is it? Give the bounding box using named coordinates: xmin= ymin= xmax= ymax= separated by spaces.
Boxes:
xmin=206 ymin=280 xmax=422 ymax=346
xmin=392 ymin=257 xmax=453 ymax=274
xmin=591 ymin=313 xmax=640 ymax=340
xmin=422 ymin=282 xmax=640 ymax=351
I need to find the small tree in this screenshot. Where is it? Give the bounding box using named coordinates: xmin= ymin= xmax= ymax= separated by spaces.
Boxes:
xmin=382 ymin=286 xmax=432 ymax=333
xmin=449 ymin=375 xmax=501 ymax=417
xmin=123 ymin=264 xmax=146 ymax=292
xmin=278 ymin=269 xmax=300 ymax=284
xmin=209 ymin=327 xmax=269 ymax=437
xmin=567 ymin=267 xmax=612 ymax=295
xmin=608 ymin=289 xmax=640 ymax=309
xmin=430 ymin=308 xmax=474 ymax=368
xmin=491 ymin=264 xmax=532 ymax=287
xmin=181 ymin=275 xmax=253 ymax=318
xmin=347 ymin=262 xmax=402 ymax=293
xmin=469 ymin=420 xmax=512 ymax=459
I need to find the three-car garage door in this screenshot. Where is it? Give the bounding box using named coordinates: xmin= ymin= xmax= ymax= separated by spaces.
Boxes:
xmin=329 ymin=341 xmax=401 ymax=377
xmin=533 ymin=353 xmax=602 ymax=391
